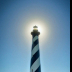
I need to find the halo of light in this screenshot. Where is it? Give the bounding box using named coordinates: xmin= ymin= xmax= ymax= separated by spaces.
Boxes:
xmin=22 ymin=20 xmax=50 ymax=49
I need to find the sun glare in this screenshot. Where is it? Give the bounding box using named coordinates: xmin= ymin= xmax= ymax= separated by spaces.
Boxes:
xmin=31 ymin=22 xmax=43 ymax=34
xmin=22 ymin=20 xmax=49 ymax=48
xmin=38 ymin=26 xmax=42 ymax=33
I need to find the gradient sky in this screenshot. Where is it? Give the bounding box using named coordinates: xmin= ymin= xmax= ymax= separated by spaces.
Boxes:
xmin=0 ymin=0 xmax=70 ymax=72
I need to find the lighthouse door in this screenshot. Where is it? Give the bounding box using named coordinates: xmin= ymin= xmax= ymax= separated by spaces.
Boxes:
xmin=32 ymin=69 xmax=33 ymax=72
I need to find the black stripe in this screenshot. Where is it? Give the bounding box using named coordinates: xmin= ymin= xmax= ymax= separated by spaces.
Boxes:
xmin=35 ymin=66 xmax=41 ymax=72
xmin=30 ymin=50 xmax=39 ymax=67
xmin=33 ymin=35 xmax=36 ymax=38
xmin=32 ymin=39 xmax=38 ymax=50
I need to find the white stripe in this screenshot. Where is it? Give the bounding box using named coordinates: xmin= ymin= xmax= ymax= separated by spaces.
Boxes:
xmin=31 ymin=44 xmax=39 ymax=58
xmin=33 ymin=36 xmax=38 ymax=42
xmin=31 ymin=36 xmax=38 ymax=58
xmin=30 ymin=57 xmax=40 ymax=72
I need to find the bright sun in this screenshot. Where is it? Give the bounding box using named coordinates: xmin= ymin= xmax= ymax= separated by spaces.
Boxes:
xmin=38 ymin=26 xmax=41 ymax=32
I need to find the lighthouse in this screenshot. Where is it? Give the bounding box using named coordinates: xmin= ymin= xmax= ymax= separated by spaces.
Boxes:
xmin=30 ymin=25 xmax=41 ymax=72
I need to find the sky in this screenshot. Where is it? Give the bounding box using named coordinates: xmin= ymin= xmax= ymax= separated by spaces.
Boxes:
xmin=0 ymin=0 xmax=70 ymax=72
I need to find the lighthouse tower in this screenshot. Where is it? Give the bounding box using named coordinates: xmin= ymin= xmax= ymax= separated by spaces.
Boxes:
xmin=30 ymin=26 xmax=41 ymax=72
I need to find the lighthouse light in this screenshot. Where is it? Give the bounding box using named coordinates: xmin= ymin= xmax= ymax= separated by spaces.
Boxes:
xmin=33 ymin=28 xmax=38 ymax=30
xmin=33 ymin=25 xmax=38 ymax=31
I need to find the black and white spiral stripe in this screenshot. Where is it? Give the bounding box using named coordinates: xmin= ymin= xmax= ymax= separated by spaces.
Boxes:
xmin=30 ymin=35 xmax=41 ymax=72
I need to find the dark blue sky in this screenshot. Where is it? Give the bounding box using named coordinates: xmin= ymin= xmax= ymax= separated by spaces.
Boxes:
xmin=0 ymin=0 xmax=70 ymax=72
